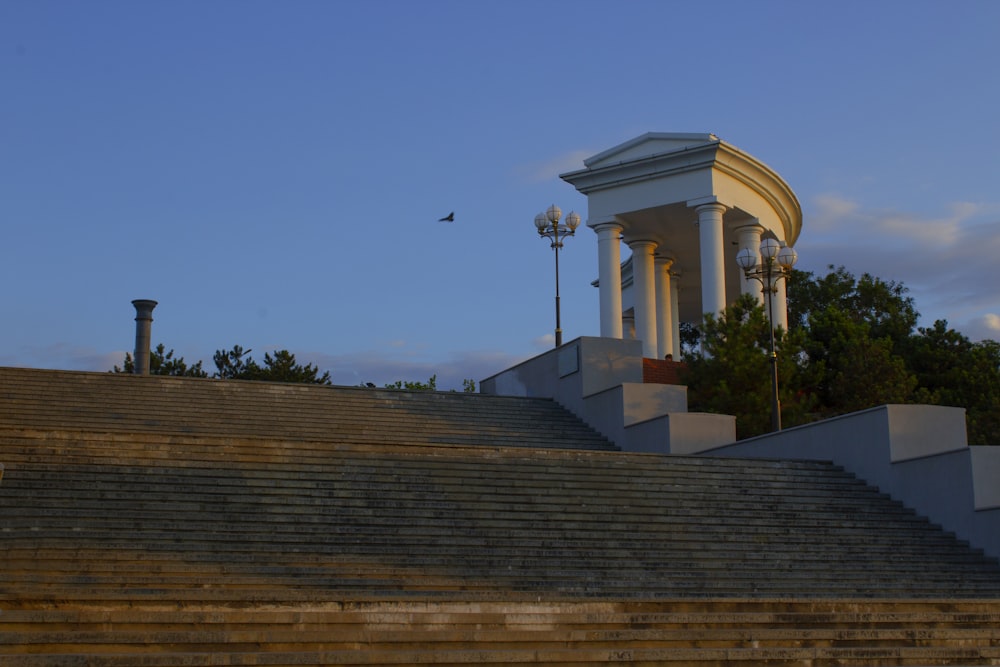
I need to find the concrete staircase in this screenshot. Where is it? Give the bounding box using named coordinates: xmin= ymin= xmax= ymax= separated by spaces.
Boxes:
xmin=2 ymin=368 xmax=1000 ymax=665
xmin=0 ymin=367 xmax=616 ymax=451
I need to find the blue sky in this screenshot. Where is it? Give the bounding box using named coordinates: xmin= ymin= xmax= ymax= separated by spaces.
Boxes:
xmin=2 ymin=0 xmax=998 ymax=389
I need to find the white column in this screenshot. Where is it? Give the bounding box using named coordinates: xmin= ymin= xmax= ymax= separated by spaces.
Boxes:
xmin=695 ymin=202 xmax=728 ymax=317
xmin=670 ymin=271 xmax=681 ymax=358
xmin=628 ymin=240 xmax=658 ymax=358
xmin=774 ymin=271 xmax=790 ymax=332
xmin=655 ymin=257 xmax=674 ymax=359
xmin=594 ymin=221 xmax=624 ymax=339
xmin=735 ymin=222 xmax=764 ymax=305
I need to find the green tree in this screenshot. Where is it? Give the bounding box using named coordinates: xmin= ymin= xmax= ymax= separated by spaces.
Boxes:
xmin=789 ymin=265 xmax=918 ymax=353
xmin=251 ymin=350 xmax=332 ymax=385
xmin=112 ymin=343 xmax=208 ymax=377
xmin=363 ymin=376 xmax=477 ymax=392
xmin=686 ymin=266 xmax=999 ymax=445
xmin=383 ymin=375 xmax=437 ymax=391
xmin=213 ymin=346 xmax=332 ymax=385
xmin=212 ymin=345 xmax=254 ymax=380
xmin=801 ymin=306 xmax=917 ymax=416
xmin=682 ymin=294 xmax=815 ymax=439
xmin=904 ymin=321 xmax=1000 ymax=446
xmin=788 ymin=266 xmax=920 ymax=417
xmin=805 ymin=307 xmax=917 ymax=417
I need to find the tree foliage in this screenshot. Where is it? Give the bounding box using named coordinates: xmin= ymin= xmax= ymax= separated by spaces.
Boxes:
xmin=684 ymin=266 xmax=999 ymax=445
xmin=905 ymin=321 xmax=1000 ymax=445
xmin=212 ymin=345 xmax=332 ymax=384
xmin=682 ymin=294 xmax=815 ymax=439
xmin=115 ymin=345 xmax=479 ymax=393
xmin=382 ymin=375 xmax=437 ymax=391
xmin=360 ymin=376 xmax=478 ymax=393
xmin=112 ymin=343 xmax=208 ymax=377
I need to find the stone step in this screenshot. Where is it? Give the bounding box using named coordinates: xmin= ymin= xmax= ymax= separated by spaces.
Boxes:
xmin=0 ymin=441 xmax=884 ymax=482
xmin=0 ymin=438 xmax=927 ymax=502
xmin=1 ymin=600 xmax=999 ymax=665
xmin=5 ymin=608 xmax=1000 ymax=632
xmin=0 ymin=457 xmax=968 ymax=538
xmin=3 ymin=628 xmax=999 ymax=653
xmin=0 ymin=450 xmax=886 ymax=482
xmin=4 ymin=553 xmax=997 ymax=596
xmin=6 ymin=562 xmax=992 ymax=591
xmin=8 ymin=567 xmax=995 ymax=594
xmin=3 ymin=483 xmax=931 ymax=520
xmin=1 ymin=647 xmax=996 ymax=666
xmin=4 ymin=506 xmax=978 ymax=560
xmin=8 ymin=517 xmax=945 ymax=545
xmin=5 ymin=436 xmax=999 ymax=601
xmin=0 ymin=369 xmax=617 ymax=450
xmin=6 ymin=542 xmax=993 ymax=573
xmin=6 ymin=575 xmax=996 ymax=602
xmin=4 ymin=368 xmax=1000 ymax=664
xmin=5 ymin=517 xmax=961 ymax=548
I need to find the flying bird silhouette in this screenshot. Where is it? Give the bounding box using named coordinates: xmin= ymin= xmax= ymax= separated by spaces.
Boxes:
xmin=438 ymin=212 xmax=454 ymax=222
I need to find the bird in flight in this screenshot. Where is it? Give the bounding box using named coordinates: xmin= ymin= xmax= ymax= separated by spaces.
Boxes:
xmin=438 ymin=212 xmax=454 ymax=222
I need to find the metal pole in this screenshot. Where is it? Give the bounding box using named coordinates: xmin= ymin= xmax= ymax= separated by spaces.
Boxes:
xmin=553 ymin=224 xmax=562 ymax=347
xmin=764 ymin=264 xmax=781 ymax=431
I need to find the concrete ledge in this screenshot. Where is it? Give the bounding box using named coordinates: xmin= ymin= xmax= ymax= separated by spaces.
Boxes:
xmin=972 ymin=447 xmax=1000 ymax=510
xmin=483 ymin=337 xmax=731 ymax=454
xmin=623 ymin=413 xmax=736 ymax=455
xmin=619 ymin=383 xmax=687 ymax=425
xmin=482 ymin=337 xmax=643 ymax=404
xmin=569 ymin=383 xmax=691 ymax=447
xmin=884 ymin=404 xmax=968 ymax=461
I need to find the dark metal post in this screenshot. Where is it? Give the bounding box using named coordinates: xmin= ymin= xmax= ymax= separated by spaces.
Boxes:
xmin=763 ymin=262 xmax=781 ymax=431
xmin=736 ymin=240 xmax=797 ymax=433
xmin=534 ymin=206 xmax=578 ymax=349
xmin=553 ymin=224 xmax=562 ymax=347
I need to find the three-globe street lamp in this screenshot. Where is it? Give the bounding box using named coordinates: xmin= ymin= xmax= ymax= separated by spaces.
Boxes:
xmin=534 ymin=204 xmax=580 ymax=348
xmin=735 ymin=237 xmax=798 ymax=432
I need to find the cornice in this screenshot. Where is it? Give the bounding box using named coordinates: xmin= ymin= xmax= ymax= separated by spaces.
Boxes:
xmin=561 ymin=135 xmax=802 ymax=246
xmin=714 ymin=140 xmax=802 ymax=246
xmin=560 ymin=139 xmax=721 ymax=194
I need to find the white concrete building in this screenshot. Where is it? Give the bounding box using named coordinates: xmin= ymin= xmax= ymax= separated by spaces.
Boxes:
xmin=560 ymin=133 xmax=802 ymax=359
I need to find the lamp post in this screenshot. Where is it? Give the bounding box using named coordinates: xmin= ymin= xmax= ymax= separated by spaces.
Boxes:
xmin=534 ymin=204 xmax=580 ymax=348
xmin=735 ymin=238 xmax=798 ymax=431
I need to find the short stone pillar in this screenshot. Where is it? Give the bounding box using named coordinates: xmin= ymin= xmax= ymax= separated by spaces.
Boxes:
xmin=131 ymin=299 xmax=158 ymax=375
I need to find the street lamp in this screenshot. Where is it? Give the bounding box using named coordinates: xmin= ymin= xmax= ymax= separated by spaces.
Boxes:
xmin=735 ymin=237 xmax=798 ymax=431
xmin=534 ymin=204 xmax=580 ymax=347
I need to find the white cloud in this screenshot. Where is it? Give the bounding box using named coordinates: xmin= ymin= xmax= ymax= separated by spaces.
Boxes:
xmin=806 ymin=195 xmax=974 ymax=247
xmin=959 ymin=313 xmax=1000 ymax=342
xmin=811 ymin=193 xmax=859 ymax=232
xmin=533 ymin=333 xmax=556 ymax=349
xmin=515 ymin=149 xmax=594 ymax=184
xmin=797 ymin=195 xmax=1000 ymax=335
